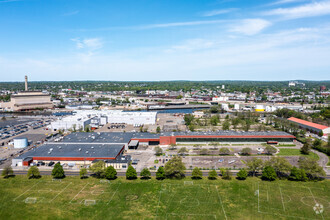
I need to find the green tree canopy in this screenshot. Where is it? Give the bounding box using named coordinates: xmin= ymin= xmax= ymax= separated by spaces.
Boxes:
xmin=27 ymin=166 xmax=41 ymax=179
xmin=154 ymin=146 xmax=163 ymax=156
xmin=261 ymin=166 xmax=277 ymax=181
xmin=52 ymin=163 xmax=65 ymax=179
xmin=298 ymin=157 xmax=326 ymax=179
xmin=2 ymin=166 xmax=14 ymax=178
xmin=236 ymin=168 xmax=248 ymax=180
xmin=191 ymin=167 xmax=203 ymax=179
xmin=264 ymin=146 xmax=277 ymax=155
xmin=219 ymin=147 xmax=230 ymax=155
xmin=241 ymin=147 xmax=252 ymax=155
xmin=156 ymin=166 xmax=165 ymax=180
xmin=140 ymin=168 xmax=151 ymax=179
xmin=164 ymin=156 xmax=186 ymax=179
xmin=288 ymin=166 xmax=307 ymax=181
xmin=208 ymin=170 xmax=218 ymax=180
xmin=89 ymin=160 xmax=105 ymax=178
xmin=126 ymin=165 xmax=137 ymax=180
xmin=105 ymin=166 xmax=117 ymax=180
xmin=79 ymin=168 xmax=88 ymax=179
xmin=264 ymin=157 xmax=292 ymax=178
xmin=246 ymin=158 xmax=263 ymax=176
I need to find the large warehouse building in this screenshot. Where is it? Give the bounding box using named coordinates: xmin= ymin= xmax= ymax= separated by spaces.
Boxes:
xmin=12 ymin=131 xmax=295 ymax=168
xmin=48 ymin=110 xmax=157 ymax=131
xmin=288 ymin=117 xmax=330 ymax=136
xmin=12 ymin=132 xmax=132 ymax=169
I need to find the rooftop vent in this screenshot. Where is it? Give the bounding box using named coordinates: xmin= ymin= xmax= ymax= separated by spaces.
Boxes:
xmin=85 ymin=151 xmax=89 ymax=154
xmin=79 ymin=148 xmax=82 ymax=151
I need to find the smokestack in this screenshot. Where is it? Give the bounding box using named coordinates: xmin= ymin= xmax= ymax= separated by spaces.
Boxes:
xmin=25 ymin=75 xmax=28 ymax=91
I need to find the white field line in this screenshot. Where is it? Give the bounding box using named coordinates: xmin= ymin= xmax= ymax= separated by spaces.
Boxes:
xmin=308 ymin=187 xmax=325 ymax=220
xmin=156 ymin=183 xmax=164 ymax=218
xmin=258 ymin=210 xmax=317 ymax=220
xmin=106 ymin=183 xmax=120 ymax=205
xmin=13 ymin=181 xmax=40 ymax=201
xmin=257 ymin=182 xmax=260 ymax=213
xmin=48 ymin=182 xmax=72 ymax=203
xmin=215 ymin=186 xmax=228 ymax=220
xmin=279 ymin=185 xmax=285 ymax=212
xmin=70 ymin=183 xmax=89 ymax=203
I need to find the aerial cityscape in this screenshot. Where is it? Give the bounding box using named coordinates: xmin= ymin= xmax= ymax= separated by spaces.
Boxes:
xmin=0 ymin=0 xmax=329 ymax=219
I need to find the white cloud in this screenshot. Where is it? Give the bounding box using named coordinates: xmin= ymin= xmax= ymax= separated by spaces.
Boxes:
xmin=268 ymin=0 xmax=307 ymax=6
xmin=230 ymin=19 xmax=271 ymax=35
xmin=264 ymin=1 xmax=330 ymax=19
xmin=71 ymin=38 xmax=103 ymax=50
xmin=137 ymin=20 xmax=225 ymax=29
xmin=201 ymin=8 xmax=237 ymax=17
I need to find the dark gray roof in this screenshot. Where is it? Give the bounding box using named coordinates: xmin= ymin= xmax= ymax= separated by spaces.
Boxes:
xmin=60 ymin=132 xmax=133 ymax=144
xmin=16 ymin=143 xmax=124 ymax=159
xmin=132 ymin=133 xmax=161 ymax=139
xmin=94 ymin=155 xmax=131 ymax=164
xmin=162 ymin=131 xmax=293 ymax=137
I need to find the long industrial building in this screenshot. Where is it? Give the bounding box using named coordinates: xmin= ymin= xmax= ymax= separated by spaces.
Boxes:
xmin=288 ymin=117 xmax=330 ymax=136
xmin=48 ymin=110 xmax=157 ymax=131
xmin=13 ymin=131 xmax=294 ymax=168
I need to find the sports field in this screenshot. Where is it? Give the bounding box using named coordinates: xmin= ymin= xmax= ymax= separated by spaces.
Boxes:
xmin=0 ymin=176 xmax=329 ymax=219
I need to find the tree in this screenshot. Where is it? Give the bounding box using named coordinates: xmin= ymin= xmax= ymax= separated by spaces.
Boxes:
xmin=210 ymin=106 xmax=219 ymax=113
xmin=298 ymin=157 xmax=326 ymax=179
xmin=89 ymin=161 xmax=105 ymax=178
xmin=188 ymin=124 xmax=195 ymax=132
xmin=208 ymin=169 xmax=217 ymax=180
xmin=301 ymin=141 xmax=311 ymax=155
xmin=27 ymin=166 xmax=41 ymax=179
xmin=313 ymin=138 xmax=322 ymax=148
xmin=2 ymin=166 xmax=14 ymax=178
xmin=105 ymin=166 xmax=117 ymax=180
xmin=264 ymin=157 xmax=292 ymax=178
xmin=246 ymin=158 xmax=263 ymax=176
xmin=288 ymin=166 xmax=307 ymax=181
xmin=261 ymin=166 xmax=277 ymax=181
xmin=154 ymin=146 xmax=163 ymax=156
xmin=184 ymin=114 xmax=194 ymax=125
xmin=126 ymin=165 xmax=137 ymax=180
xmin=164 ymin=156 xmax=186 ymax=179
xmin=52 ymin=163 xmax=65 ymax=179
xmin=199 ymin=149 xmax=209 ymax=155
xmin=210 ymin=115 xmax=220 ymax=126
xmin=178 ymin=147 xmax=188 ymax=155
xmin=219 ymin=147 xmax=230 ymax=155
xmin=264 ymin=146 xmax=277 ymax=155
xmin=241 ymin=147 xmax=252 ymax=155
xmin=80 ymin=168 xmax=88 ymax=179
xmin=222 ymin=170 xmax=232 ymax=180
xmin=191 ymin=167 xmax=203 ymax=179
xmin=140 ymin=168 xmax=151 ymax=179
xmin=236 ymin=168 xmax=248 ymax=180
xmin=156 ymin=166 xmax=165 ymax=180
xmin=156 ymin=126 xmax=161 ymax=133
xmin=222 ymin=120 xmax=230 ymax=130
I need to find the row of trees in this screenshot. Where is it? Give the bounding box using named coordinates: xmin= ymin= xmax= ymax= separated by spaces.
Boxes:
xmin=246 ymin=156 xmax=325 ymax=181
xmin=2 ymin=155 xmax=325 ymax=182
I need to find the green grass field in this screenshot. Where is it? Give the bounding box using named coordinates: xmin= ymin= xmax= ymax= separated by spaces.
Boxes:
xmin=278 ymin=148 xmax=320 ymax=160
xmin=0 ymin=176 xmax=329 ymax=219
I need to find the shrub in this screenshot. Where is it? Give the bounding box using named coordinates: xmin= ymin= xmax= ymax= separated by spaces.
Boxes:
xmin=27 ymin=166 xmax=41 ymax=179
xmin=105 ymin=166 xmax=117 ymax=180
xmin=52 ymin=163 xmax=65 ymax=179
xmin=191 ymin=167 xmax=203 ymax=179
xmin=219 ymin=147 xmax=230 ymax=155
xmin=156 ymin=166 xmax=165 ymax=180
xmin=208 ymin=170 xmax=217 ymax=180
xmin=236 ymin=168 xmax=248 ymax=180
xmin=140 ymin=168 xmax=151 ymax=180
xmin=2 ymin=166 xmax=14 ymax=178
xmin=241 ymin=147 xmax=252 ymax=155
xmin=261 ymin=166 xmax=276 ymax=181
xmin=79 ymin=168 xmax=88 ymax=179
xmin=126 ymin=165 xmax=137 ymax=180
xmin=222 ymin=170 xmax=232 ymax=180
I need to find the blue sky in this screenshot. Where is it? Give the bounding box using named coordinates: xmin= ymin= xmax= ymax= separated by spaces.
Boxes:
xmin=1 ymin=0 xmax=330 ymax=81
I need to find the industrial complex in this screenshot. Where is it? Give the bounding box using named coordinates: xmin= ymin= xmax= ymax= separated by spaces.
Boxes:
xmin=12 ymin=131 xmax=295 ymax=168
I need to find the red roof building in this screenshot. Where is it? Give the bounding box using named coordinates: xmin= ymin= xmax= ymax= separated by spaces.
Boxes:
xmin=288 ymin=117 xmax=330 ymax=136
